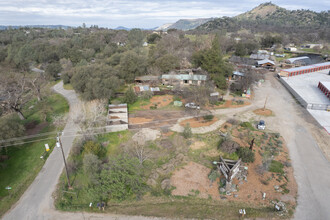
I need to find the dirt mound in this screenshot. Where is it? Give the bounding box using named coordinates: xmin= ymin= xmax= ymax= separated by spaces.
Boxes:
xmin=132 ymin=128 xmax=161 ymax=145
xmin=171 ymin=161 xmax=220 ymax=199
xmin=253 ymin=108 xmax=273 ymax=116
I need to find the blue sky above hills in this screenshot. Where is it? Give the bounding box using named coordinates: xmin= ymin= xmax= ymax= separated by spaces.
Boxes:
xmin=0 ymin=0 xmax=329 ymax=28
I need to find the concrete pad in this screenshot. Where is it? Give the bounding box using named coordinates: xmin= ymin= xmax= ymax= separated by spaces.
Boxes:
xmin=307 ymin=109 xmax=330 ymax=133
xmin=282 ymin=70 xmax=330 ymax=104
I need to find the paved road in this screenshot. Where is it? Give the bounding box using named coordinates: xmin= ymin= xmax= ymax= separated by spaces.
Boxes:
xmin=2 ymin=81 xmax=80 ymax=220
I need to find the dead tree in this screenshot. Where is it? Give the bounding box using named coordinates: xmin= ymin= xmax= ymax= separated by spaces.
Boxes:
xmin=0 ymin=73 xmax=31 ymax=120
xmin=70 ymin=99 xmax=107 ymax=140
xmin=29 ymin=73 xmax=46 ymax=101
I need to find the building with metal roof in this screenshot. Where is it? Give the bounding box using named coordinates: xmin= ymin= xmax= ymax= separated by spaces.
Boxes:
xmin=279 ymin=62 xmax=330 ymax=77
xmin=161 ymin=72 xmax=207 ymax=86
xmin=285 ymin=56 xmax=311 ymax=65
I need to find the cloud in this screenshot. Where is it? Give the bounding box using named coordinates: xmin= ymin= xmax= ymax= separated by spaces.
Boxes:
xmin=0 ymin=0 xmax=328 ymax=28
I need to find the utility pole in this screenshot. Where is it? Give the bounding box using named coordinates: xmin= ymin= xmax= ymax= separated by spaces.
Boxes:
xmin=57 ymin=133 xmax=72 ymax=189
xmin=263 ymin=95 xmax=269 ymax=111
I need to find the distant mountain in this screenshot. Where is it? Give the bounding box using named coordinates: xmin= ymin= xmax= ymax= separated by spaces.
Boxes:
xmin=114 ymin=26 xmax=131 ymax=31
xmin=156 ymin=18 xmax=213 ymax=31
xmin=0 ymin=25 xmax=71 ymax=30
xmin=155 ymin=23 xmax=174 ymax=31
xmin=195 ymin=2 xmax=330 ymax=32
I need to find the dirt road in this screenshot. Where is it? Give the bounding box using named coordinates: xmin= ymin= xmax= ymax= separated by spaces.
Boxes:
xmin=250 ymin=74 xmax=330 ymax=220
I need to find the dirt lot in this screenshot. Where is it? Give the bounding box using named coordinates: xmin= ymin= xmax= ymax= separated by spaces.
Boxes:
xmin=142 ymin=95 xmax=173 ymax=110
xmin=129 ymin=110 xmax=191 ymax=129
xmin=171 ymin=161 xmax=220 ymax=199
xmin=170 ymin=122 xmax=297 ymax=207
xmin=179 ymin=116 xmax=219 ymax=128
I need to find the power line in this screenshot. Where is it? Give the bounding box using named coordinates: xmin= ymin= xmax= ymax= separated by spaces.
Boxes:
xmin=0 ymin=111 xmax=217 ymax=147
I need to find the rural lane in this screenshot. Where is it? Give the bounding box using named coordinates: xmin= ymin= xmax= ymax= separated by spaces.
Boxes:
xmin=2 ymin=81 xmax=80 ymax=220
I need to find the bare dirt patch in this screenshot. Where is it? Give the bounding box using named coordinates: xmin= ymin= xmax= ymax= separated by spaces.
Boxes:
xmin=207 ymin=100 xmax=251 ymax=110
xmin=129 ymin=117 xmax=153 ymax=125
xmin=26 ymin=122 xmax=48 ymax=135
xmin=190 ymin=141 xmax=206 ymax=150
xmin=253 ymin=108 xmax=273 ymax=116
xmin=180 ymin=117 xmax=218 ymax=128
xmin=171 ymin=161 xmax=220 ymax=199
xmin=142 ymin=95 xmax=173 ymax=110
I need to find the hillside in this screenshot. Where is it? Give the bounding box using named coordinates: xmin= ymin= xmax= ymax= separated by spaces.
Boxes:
xmin=195 ymin=2 xmax=330 ymax=33
xmin=157 ymin=18 xmax=212 ymax=31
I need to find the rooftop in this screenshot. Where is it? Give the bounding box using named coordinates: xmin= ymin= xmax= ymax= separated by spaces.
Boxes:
xmin=257 ymin=59 xmax=275 ymax=65
xmin=233 ymin=71 xmax=245 ymax=77
xmin=162 ymin=74 xmax=207 ymax=81
xmin=320 ymin=81 xmax=330 ymax=90
xmin=281 ymin=62 xmax=330 ymax=73
xmin=286 ymin=56 xmax=310 ymax=63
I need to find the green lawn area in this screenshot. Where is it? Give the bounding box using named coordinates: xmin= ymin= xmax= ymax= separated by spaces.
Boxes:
xmin=127 ymin=98 xmax=150 ymax=112
xmin=0 ymin=91 xmax=69 ymax=217
xmin=63 ymin=83 xmax=74 ymax=90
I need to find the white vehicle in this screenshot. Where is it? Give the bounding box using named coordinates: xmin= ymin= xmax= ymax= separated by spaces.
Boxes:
xmin=257 ymin=120 xmax=266 ymax=130
xmin=185 ymin=102 xmax=200 ymax=110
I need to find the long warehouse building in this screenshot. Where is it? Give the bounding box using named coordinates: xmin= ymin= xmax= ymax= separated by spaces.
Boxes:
xmin=280 ymin=62 xmax=330 ymax=77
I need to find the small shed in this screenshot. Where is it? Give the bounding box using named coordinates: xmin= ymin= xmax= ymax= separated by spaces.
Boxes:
xmin=232 ymin=71 xmax=245 ymax=80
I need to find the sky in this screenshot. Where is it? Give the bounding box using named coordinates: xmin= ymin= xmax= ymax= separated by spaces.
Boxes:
xmin=0 ymin=0 xmax=329 ymax=29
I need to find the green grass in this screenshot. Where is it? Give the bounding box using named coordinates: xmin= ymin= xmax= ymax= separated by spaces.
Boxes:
xmin=63 ymin=83 xmax=74 ymax=90
xmin=97 ymin=130 xmax=131 ymax=156
xmin=127 ymin=98 xmax=150 ymax=112
xmin=0 ymin=92 xmax=69 ymax=217
xmin=56 ymin=195 xmax=278 ymax=219
xmin=269 ymin=160 xmax=284 ymax=174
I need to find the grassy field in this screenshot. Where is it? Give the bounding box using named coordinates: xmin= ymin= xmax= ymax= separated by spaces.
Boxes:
xmin=0 ymin=91 xmax=69 ymax=217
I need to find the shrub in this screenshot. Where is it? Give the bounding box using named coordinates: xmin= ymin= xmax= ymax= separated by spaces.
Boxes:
xmin=88 ymin=155 xmax=146 ymax=202
xmin=227 ymin=118 xmax=240 ymax=125
xmin=220 ymin=140 xmax=240 ymax=154
xmin=83 ymin=141 xmax=106 ymax=158
xmin=124 ymin=87 xmax=137 ymax=104
xmin=141 ymin=91 xmax=153 ymax=100
xmin=236 ymin=147 xmax=255 ymax=163
xmin=182 ymin=123 xmax=192 ymax=139
xmin=208 ymin=170 xmax=220 ymax=182
xmin=269 ymin=160 xmax=284 ymax=174
xmin=240 ymin=121 xmax=255 ymax=130
xmin=83 ymin=153 xmax=101 ymax=184
xmin=203 ymin=115 xmax=214 ymax=122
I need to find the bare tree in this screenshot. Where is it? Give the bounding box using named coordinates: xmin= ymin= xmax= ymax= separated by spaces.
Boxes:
xmin=0 ymin=73 xmax=31 ymax=120
xmin=123 ymin=140 xmax=151 ymax=165
xmin=70 ymin=99 xmax=107 ymax=139
xmin=28 ymin=73 xmax=46 ymax=101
